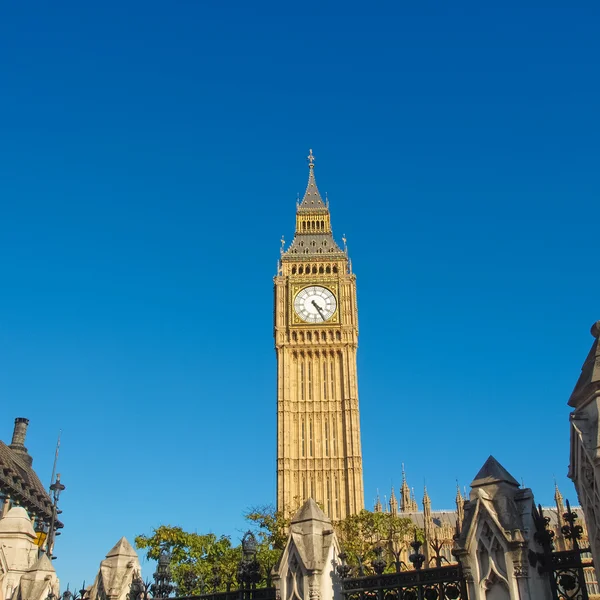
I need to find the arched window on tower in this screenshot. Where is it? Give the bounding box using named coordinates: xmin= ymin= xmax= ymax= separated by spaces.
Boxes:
xmin=332 ymin=415 xmax=337 ymax=456
xmin=333 ymin=266 xmax=338 ymax=273
xmin=300 ymin=362 xmax=305 ymax=401
xmin=299 ymin=266 xmax=303 ymax=274
xmin=326 ymin=266 xmax=331 ymax=274
xmin=309 ymin=419 xmax=313 ymax=457
xmin=302 ymin=222 xmax=306 ymax=230
xmin=301 ymin=419 xmax=305 ymax=457
xmin=326 ymin=477 xmax=332 ymax=516
xmin=308 ymin=362 xmax=312 ymax=400
xmin=324 ymin=418 xmax=329 ymax=457
xmin=292 ymin=266 xmax=297 ymax=274
xmin=323 ymin=362 xmax=327 ymax=399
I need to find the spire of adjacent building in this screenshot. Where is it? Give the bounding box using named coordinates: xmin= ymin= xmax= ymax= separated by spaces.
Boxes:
xmin=389 ymin=486 xmax=398 ymax=516
xmin=554 ymin=480 xmax=565 ymax=517
xmin=456 ymin=482 xmax=465 ymax=528
xmin=410 ymin=487 xmax=418 ymax=512
xmin=400 ymin=464 xmax=411 ymax=512
xmin=423 ymin=486 xmax=431 ymax=510
xmin=422 ymin=485 xmax=432 ymax=553
xmin=374 ymin=491 xmax=382 ymax=513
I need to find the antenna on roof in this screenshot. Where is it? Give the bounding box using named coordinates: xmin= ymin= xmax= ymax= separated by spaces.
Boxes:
xmin=49 ymin=430 xmax=61 ymax=492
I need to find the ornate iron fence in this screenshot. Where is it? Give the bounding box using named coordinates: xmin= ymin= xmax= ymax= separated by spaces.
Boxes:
xmin=340 ymin=565 xmax=468 ymax=600
xmin=530 ymin=499 xmax=594 ymax=600
xmin=337 ymin=535 xmax=468 ymax=600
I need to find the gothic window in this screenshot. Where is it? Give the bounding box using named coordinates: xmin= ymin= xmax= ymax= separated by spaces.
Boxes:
xmin=326 ymin=477 xmax=332 ymax=515
xmin=302 ymin=222 xmax=306 ymax=230
xmin=324 ymin=418 xmax=329 ymax=456
xmin=332 ymin=415 xmax=337 ymax=455
xmin=298 ymin=266 xmax=303 ymax=274
xmin=323 ymin=362 xmax=327 ymax=398
xmin=301 ymin=420 xmax=305 ymax=457
xmin=309 ymin=419 xmax=313 ymax=457
xmin=312 ymin=266 xmax=317 ymax=274
xmin=319 ymin=266 xmax=324 ymax=273
xmin=300 ymin=363 xmax=305 ymax=401
xmin=321 ymin=331 xmax=326 ymax=341
xmin=292 ymin=332 xmax=297 ymax=342
xmin=300 ymin=241 xmax=304 ymax=247
xmin=336 ymin=331 xmax=341 ymax=341
xmin=308 ymin=362 xmax=312 ymax=401
xmin=333 ymin=266 xmax=338 ymax=273
xmin=326 ymin=266 xmax=331 ymax=273
xmin=321 ymin=220 xmax=324 ymax=229
xmin=307 ymin=331 xmax=312 ymax=342
xmin=335 ymin=475 xmax=340 ymax=516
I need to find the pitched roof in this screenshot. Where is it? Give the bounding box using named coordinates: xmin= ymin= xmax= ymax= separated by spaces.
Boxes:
xmin=470 ymin=456 xmax=519 ymax=488
xmin=0 ymin=440 xmax=56 ymax=523
xmin=291 ymin=498 xmax=331 ymax=524
xmin=106 ymin=537 xmax=138 ymax=559
xmin=568 ymin=321 xmax=600 ymax=408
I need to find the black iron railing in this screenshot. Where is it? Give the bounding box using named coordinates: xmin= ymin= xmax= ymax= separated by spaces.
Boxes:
xmin=530 ymin=500 xmax=594 ymax=600
xmin=341 ymin=565 xmax=468 ymax=600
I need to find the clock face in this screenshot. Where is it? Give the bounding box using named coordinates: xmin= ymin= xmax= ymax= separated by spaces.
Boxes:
xmin=294 ymin=286 xmax=337 ymax=323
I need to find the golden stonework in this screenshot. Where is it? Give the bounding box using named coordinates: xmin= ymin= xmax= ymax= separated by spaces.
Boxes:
xmin=273 ymin=153 xmax=364 ymax=520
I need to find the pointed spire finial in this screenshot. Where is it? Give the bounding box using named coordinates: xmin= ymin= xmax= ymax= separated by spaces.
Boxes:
xmin=307 ymin=148 xmax=315 ymax=168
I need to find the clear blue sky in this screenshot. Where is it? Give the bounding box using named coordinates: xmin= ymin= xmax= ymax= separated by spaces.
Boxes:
xmin=1 ymin=0 xmax=598 ymax=588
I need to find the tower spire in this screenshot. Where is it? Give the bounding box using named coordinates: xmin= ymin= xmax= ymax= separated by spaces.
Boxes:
xmin=389 ymin=486 xmax=398 ymax=516
xmin=299 ymin=149 xmax=325 ymax=209
xmin=456 ymin=481 xmax=465 ymax=529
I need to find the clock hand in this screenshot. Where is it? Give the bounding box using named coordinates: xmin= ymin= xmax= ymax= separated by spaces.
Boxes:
xmin=311 ymin=299 xmax=326 ymax=321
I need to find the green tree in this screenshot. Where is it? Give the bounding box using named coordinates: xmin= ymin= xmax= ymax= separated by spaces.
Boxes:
xmin=335 ymin=511 xmax=417 ymax=574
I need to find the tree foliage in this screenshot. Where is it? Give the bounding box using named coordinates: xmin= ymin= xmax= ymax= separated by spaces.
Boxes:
xmin=135 ymin=506 xmax=421 ymax=592
xmin=334 ymin=511 xmax=418 ymax=572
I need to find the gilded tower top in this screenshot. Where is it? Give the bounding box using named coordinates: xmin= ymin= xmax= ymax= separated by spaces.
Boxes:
xmin=282 ymin=150 xmax=345 ymax=260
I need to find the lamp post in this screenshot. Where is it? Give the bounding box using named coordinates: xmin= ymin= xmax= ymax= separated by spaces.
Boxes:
xmin=238 ymin=532 xmax=261 ymax=591
xmin=408 ymin=530 xmax=425 ymax=571
xmin=151 ymin=546 xmax=174 ymax=599
xmin=46 ymin=474 xmax=65 ymax=559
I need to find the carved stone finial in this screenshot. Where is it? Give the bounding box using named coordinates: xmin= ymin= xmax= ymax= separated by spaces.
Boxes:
xmin=591 ymin=320 xmax=600 ymax=339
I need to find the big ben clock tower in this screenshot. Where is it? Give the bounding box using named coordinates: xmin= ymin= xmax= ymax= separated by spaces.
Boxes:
xmin=274 ymin=150 xmax=364 ymax=520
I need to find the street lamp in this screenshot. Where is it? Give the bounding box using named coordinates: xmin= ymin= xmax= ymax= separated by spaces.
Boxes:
xmin=46 ymin=474 xmax=65 ymax=559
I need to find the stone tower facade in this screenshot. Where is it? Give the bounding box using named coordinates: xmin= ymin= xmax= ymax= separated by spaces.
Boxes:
xmin=274 ymin=151 xmax=364 ymax=520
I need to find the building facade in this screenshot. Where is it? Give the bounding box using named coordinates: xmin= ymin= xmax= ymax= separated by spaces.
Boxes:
xmin=274 ymin=151 xmax=364 ymax=520
xmin=568 ymin=320 xmax=600 ymax=568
